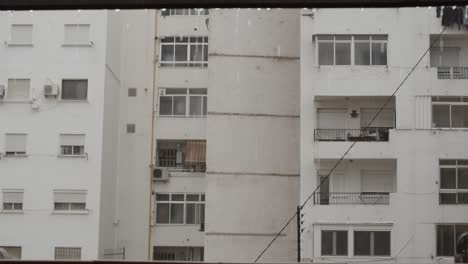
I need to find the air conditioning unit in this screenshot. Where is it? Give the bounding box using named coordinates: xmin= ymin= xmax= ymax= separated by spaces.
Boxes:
xmin=159 ymin=89 xmax=166 ymax=96
xmin=44 ymin=84 xmax=59 ymax=97
xmin=0 ymin=85 xmax=5 ymax=98
xmin=153 ymin=167 xmax=169 ymax=181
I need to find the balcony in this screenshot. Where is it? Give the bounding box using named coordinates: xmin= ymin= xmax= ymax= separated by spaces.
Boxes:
xmin=156 ymin=140 xmax=206 ymax=173
xmin=314 ymin=127 xmax=390 ymax=142
xmin=437 ymin=67 xmax=468 ymax=79
xmin=313 ymin=192 xmax=390 ymax=205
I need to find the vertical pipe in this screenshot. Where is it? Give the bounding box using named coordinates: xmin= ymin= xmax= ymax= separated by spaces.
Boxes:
xmin=297 ymin=206 xmax=301 ymax=262
xmin=148 ymin=10 xmax=158 ymax=261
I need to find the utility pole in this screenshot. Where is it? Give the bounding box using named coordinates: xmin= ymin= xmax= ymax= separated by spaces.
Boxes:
xmin=296 ymin=206 xmax=301 ymax=262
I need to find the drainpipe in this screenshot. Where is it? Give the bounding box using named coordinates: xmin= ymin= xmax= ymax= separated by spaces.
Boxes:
xmin=148 ymin=10 xmax=158 ymax=261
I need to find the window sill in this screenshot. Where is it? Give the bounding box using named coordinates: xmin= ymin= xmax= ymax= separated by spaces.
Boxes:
xmin=158 ymin=115 xmax=207 ymax=119
xmin=59 ymin=100 xmax=89 ymax=103
xmin=62 ymin=43 xmax=93 ymax=47
xmin=0 ymin=100 xmax=32 ymax=104
xmin=52 ymin=210 xmax=89 ymax=215
xmin=158 ymin=65 xmax=208 ymax=69
xmin=316 ymin=65 xmax=388 ymax=68
xmin=431 ymin=128 xmax=468 ymax=130
xmin=0 ymin=210 xmax=24 ymax=214
xmin=154 ymin=223 xmax=202 ymax=227
xmin=3 ymin=154 xmax=28 ymax=158
xmin=57 ymin=154 xmax=86 ymax=158
xmin=6 ymin=43 xmax=34 ymax=47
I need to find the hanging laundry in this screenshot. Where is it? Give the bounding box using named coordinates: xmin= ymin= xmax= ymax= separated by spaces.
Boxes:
xmin=464 ymin=6 xmax=468 ymax=30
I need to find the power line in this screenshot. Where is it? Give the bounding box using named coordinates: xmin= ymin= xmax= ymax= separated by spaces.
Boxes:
xmin=253 ymin=23 xmax=449 ymax=263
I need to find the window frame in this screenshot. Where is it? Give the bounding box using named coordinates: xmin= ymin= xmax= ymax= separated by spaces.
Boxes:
xmin=432 ymin=97 xmax=468 ymax=129
xmin=2 ymin=189 xmax=24 ymax=212
xmin=59 ymin=134 xmax=86 ymax=157
xmin=315 ymin=35 xmax=388 ymax=66
xmin=54 ymin=247 xmax=82 ymax=260
xmin=158 ymin=88 xmax=207 ymax=118
xmin=439 ymin=159 xmax=468 ymax=204
xmin=63 ymin=24 xmax=91 ymax=46
xmin=4 ymin=133 xmax=28 ymax=157
xmin=61 ymin=79 xmax=88 ymax=101
xmin=53 ymin=190 xmax=87 ymax=213
xmin=6 ymin=79 xmax=31 ymax=101
xmin=155 ymin=193 xmax=205 ymax=225
xmin=159 ymin=36 xmax=208 ymax=68
xmin=321 ymin=230 xmax=348 ymax=256
xmin=436 ymin=224 xmax=468 ymax=257
xmin=353 ymin=231 xmax=391 ymax=256
xmin=8 ymin=24 xmax=33 ymax=46
xmin=161 ymin=8 xmax=209 ymax=16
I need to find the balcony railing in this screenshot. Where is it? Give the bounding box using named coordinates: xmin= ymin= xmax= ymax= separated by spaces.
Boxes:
xmin=437 ymin=67 xmax=468 ymax=79
xmin=314 ymin=127 xmax=391 ymax=142
xmin=314 ymin=192 xmax=390 ymax=205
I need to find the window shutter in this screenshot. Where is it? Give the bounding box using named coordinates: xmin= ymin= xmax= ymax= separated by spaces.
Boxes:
xmin=184 ymin=140 xmax=206 ymax=163
xmin=7 ymin=79 xmax=30 ymax=100
xmin=3 ymin=190 xmax=24 ymax=203
xmin=361 ymin=170 xmax=394 ymax=192
xmin=60 ymin=134 xmax=85 ymax=146
xmin=54 ymin=191 xmax=86 ymax=203
xmin=64 ymin=24 xmax=90 ymax=44
xmin=317 ymin=109 xmax=347 ymax=129
xmin=11 ymin=25 xmax=33 ymax=44
xmin=360 ymin=108 xmax=394 ymax=127
xmin=5 ymin=134 xmax=27 ymax=152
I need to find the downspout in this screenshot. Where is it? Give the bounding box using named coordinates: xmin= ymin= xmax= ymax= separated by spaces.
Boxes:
xmin=148 ymin=10 xmax=158 ymax=261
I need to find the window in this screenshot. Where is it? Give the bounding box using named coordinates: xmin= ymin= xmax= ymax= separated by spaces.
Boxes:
xmin=432 ymin=97 xmax=468 ymax=128
xmin=315 ymin=35 xmax=388 ymax=66
xmin=53 ymin=190 xmax=87 ymax=212
xmin=354 ymin=231 xmax=391 ymax=256
xmin=59 ymin=134 xmax=85 ymax=156
xmin=155 ymin=193 xmax=205 ymax=225
xmin=7 ymin=79 xmax=30 ymax=100
xmin=321 ymin=230 xmax=348 ymax=256
xmin=437 ymin=224 xmax=468 ymax=256
xmin=61 ymin=80 xmax=88 ymax=100
xmin=160 ymin=37 xmax=208 ymax=67
xmin=440 ymin=160 xmax=468 ymax=204
xmin=128 ymin=87 xmax=137 ymax=97
xmin=9 ymin=24 xmax=33 ymax=45
xmin=4 ymin=134 xmax=27 ymax=156
xmin=127 ymin=124 xmax=136 ymax=134
xmin=0 ymin=246 xmax=22 ymax=259
xmin=159 ymin=88 xmax=207 ymax=117
xmin=153 ymin=247 xmax=204 ymax=261
xmin=156 ymin=140 xmax=207 ymax=172
xmin=161 ymin=9 xmax=209 ymax=16
xmin=2 ymin=189 xmax=24 ymax=211
xmin=64 ymin=24 xmax=90 ymax=45
xmin=54 ymin=247 xmax=81 ymax=260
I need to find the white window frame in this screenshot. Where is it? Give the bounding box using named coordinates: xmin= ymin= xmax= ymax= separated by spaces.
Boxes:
xmin=158 ymin=88 xmax=207 ymax=117
xmin=159 ymin=36 xmax=208 ymax=68
xmin=8 ymin=24 xmax=33 ymax=46
xmin=4 ymin=133 xmax=27 ymax=157
xmin=315 ymin=35 xmax=388 ymax=66
xmin=353 ymin=230 xmax=391 ymax=256
xmin=432 ymin=97 xmax=468 ymax=129
xmin=161 ymin=8 xmax=209 ymax=16
xmin=155 ymin=193 xmax=205 ymax=225
xmin=6 ymin=79 xmax=31 ymax=102
xmin=59 ymin=134 xmax=86 ymax=157
xmin=53 ymin=190 xmax=87 ymax=213
xmin=54 ymin=247 xmax=82 ymax=260
xmin=439 ymin=160 xmax=468 ymax=204
xmin=63 ymin=24 xmax=92 ymax=47
xmin=2 ymin=189 xmax=24 ymax=212
xmin=321 ymin=230 xmax=348 ymax=256
xmin=61 ymin=79 xmax=88 ymax=101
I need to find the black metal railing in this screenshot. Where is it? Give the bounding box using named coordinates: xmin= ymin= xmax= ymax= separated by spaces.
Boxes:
xmin=313 ymin=192 xmax=390 ymax=205
xmin=314 ymin=127 xmax=391 ymax=142
xmin=438 ymin=67 xmax=468 ymax=79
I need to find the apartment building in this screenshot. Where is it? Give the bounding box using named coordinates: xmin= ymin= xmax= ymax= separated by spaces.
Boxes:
xmin=300 ymin=7 xmax=468 ymax=263
xmin=0 ymin=10 xmax=155 ymax=260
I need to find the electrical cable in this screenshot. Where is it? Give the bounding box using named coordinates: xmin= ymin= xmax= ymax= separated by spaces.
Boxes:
xmin=253 ymin=21 xmax=450 ymax=263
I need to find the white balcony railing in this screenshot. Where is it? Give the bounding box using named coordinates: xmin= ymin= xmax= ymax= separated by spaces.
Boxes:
xmin=437 ymin=67 xmax=468 ymax=79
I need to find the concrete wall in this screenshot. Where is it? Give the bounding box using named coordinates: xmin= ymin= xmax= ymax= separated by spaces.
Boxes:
xmin=205 ymin=9 xmax=300 ymax=262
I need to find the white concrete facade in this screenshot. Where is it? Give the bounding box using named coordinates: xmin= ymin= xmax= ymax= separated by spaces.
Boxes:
xmin=301 ymin=8 xmax=468 ymax=264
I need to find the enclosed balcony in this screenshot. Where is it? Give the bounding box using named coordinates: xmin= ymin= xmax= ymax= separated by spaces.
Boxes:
xmin=313 ymin=159 xmax=396 ymax=206
xmin=156 ymin=140 xmax=206 ymax=173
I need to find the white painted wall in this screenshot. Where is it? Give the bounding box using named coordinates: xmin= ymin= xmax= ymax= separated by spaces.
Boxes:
xmin=301 ymin=8 xmax=468 ymax=264
xmin=0 ymin=10 xmax=108 ymax=260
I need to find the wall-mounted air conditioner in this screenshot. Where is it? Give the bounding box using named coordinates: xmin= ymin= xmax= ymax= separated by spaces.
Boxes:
xmin=153 ymin=167 xmax=169 ymax=181
xmin=44 ymin=84 xmax=59 ymax=97
xmin=0 ymin=85 xmax=5 ymax=98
